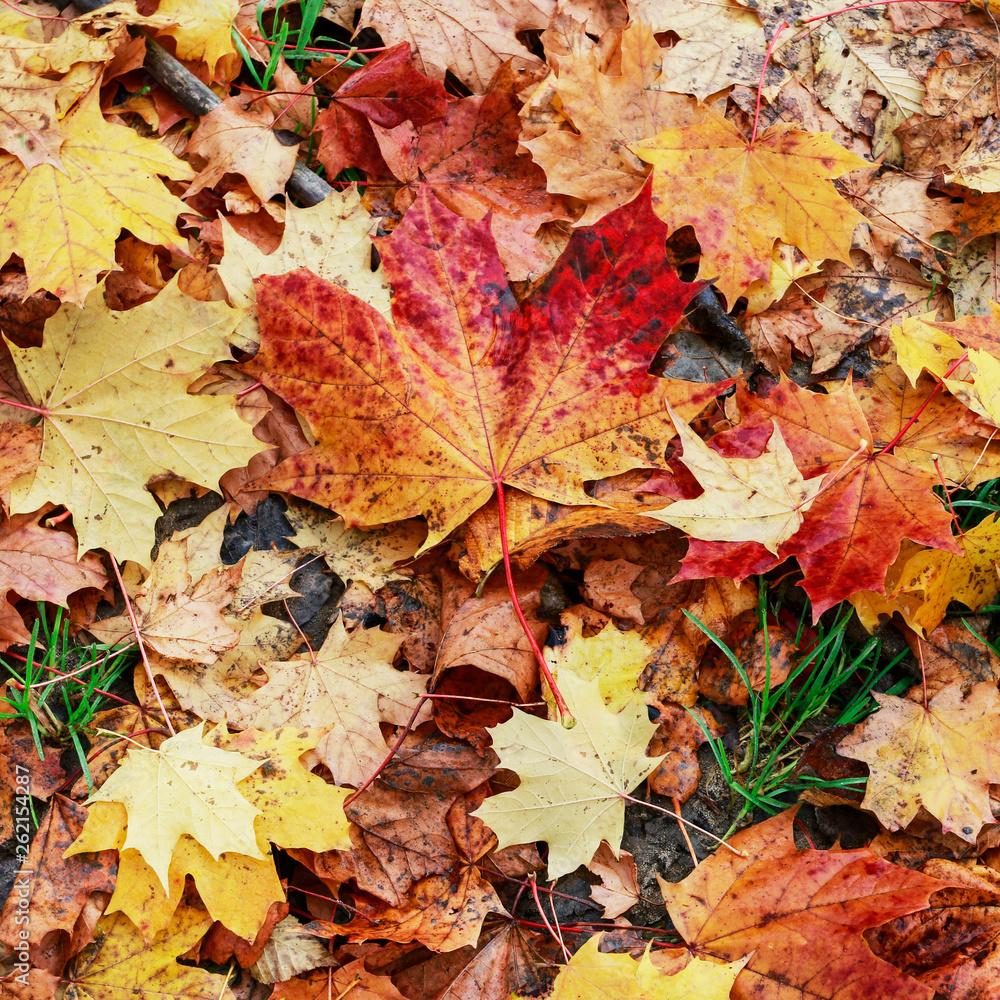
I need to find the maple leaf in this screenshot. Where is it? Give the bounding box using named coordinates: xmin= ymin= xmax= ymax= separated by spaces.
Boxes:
xmin=631 ymin=0 xmax=777 ymax=101
xmin=187 ymin=96 xmax=299 ymax=204
xmin=0 ymin=506 xmax=106 ymax=649
xmin=154 ymin=0 xmax=239 ymax=75
xmin=243 ymin=188 xmax=723 ymax=550
xmin=6 ymin=276 xmax=263 ymax=565
xmin=64 ymin=907 xmax=235 ymax=1000
xmin=313 ymin=42 xmax=452 ymax=179
xmin=88 ymin=532 xmax=243 ymax=664
xmin=271 ymin=959 xmax=409 ymax=1000
xmin=284 ymin=500 xmax=425 ymax=591
xmin=224 ymin=617 xmax=430 ymax=788
xmin=837 ymin=681 xmax=1000 ymax=842
xmin=521 ymin=22 xmax=707 ymax=227
xmin=870 ymin=515 xmax=1000 ymax=634
xmin=550 ymin=934 xmax=745 ymax=1000
xmin=649 ymin=405 xmax=826 ymax=552
xmin=0 ymin=794 xmax=115 ymax=960
xmin=867 ymin=859 xmax=1000 ymax=997
xmin=371 ymin=85 xmax=572 ymax=279
xmin=358 ymin=0 xmax=552 ymax=92
xmin=546 ymin=613 xmax=652 ymax=714
xmin=0 ymin=83 xmax=192 ymax=304
xmin=218 ymin=187 xmax=392 ymax=335
xmin=631 ymin=111 xmax=867 ymax=304
xmin=661 ymin=808 xmax=951 ymax=1000
xmin=71 ymin=725 xmax=351 ymax=941
xmin=82 ymin=722 xmax=265 ymax=892
xmin=472 ymin=669 xmax=663 ymax=879
xmin=678 ymin=377 xmax=961 ymax=617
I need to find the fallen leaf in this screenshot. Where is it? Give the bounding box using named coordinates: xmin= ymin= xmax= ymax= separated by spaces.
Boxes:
xmin=550 ymin=933 xmax=745 ymax=1000
xmin=544 ymin=612 xmax=651 ymax=713
xmin=313 ymin=42 xmax=452 ymax=179
xmin=631 ymin=0 xmax=778 ymax=100
xmin=372 ymin=86 xmax=572 ymax=279
xmin=0 ymin=507 xmax=106 ymax=649
xmin=63 ymin=907 xmax=235 ymax=1000
xmin=473 ymin=669 xmax=664 ymax=879
xmin=521 ymin=22 xmax=706 ymax=226
xmin=154 ymin=0 xmax=239 ymax=75
xmin=661 ymin=808 xmax=950 ymax=1000
xmin=218 ymin=186 xmax=392 ymax=336
xmin=867 ymin=859 xmax=1000 ymax=998
xmin=837 ymin=680 xmax=1000 ymax=843
xmin=249 ymin=915 xmax=337 ymax=984
xmin=186 ymin=95 xmax=299 ymax=204
xmin=632 ymin=112 xmax=867 ymax=304
xmin=224 ymin=617 xmax=430 ymax=788
xmin=271 ymin=958 xmax=409 ymax=1000
xmin=0 ymin=83 xmax=192 ymax=303
xmin=587 ymin=843 xmax=641 ymax=920
xmin=243 ymin=187 xmax=720 ymax=550
xmin=358 ymin=0 xmax=553 ymax=92
xmin=283 ymin=499 xmax=425 ymax=590
xmin=649 ymin=406 xmax=825 ymax=552
xmin=6 ymin=275 xmax=262 ymax=565
xmin=79 ymin=722 xmax=264 ymax=891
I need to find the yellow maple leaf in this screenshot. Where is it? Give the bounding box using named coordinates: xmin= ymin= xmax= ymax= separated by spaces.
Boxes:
xmin=472 ymin=670 xmax=664 ymax=879
xmin=838 ymin=681 xmax=1000 ymax=842
xmin=883 ymin=516 xmax=1000 ymax=635
xmin=218 ymin=187 xmax=392 ymax=344
xmin=551 ymin=934 xmax=745 ymax=1000
xmin=0 ymin=83 xmax=192 ymax=303
xmin=544 ymin=612 xmax=651 ymax=713
xmin=631 ymin=111 xmax=867 ymax=304
xmin=647 ymin=406 xmax=826 ymax=551
xmin=69 ymin=725 xmax=351 ymax=940
xmin=154 ymin=0 xmax=239 ymax=75
xmin=7 ymin=276 xmax=262 ymax=565
xmin=64 ymin=907 xmax=234 ymax=1000
xmin=82 ymin=723 xmax=264 ymax=892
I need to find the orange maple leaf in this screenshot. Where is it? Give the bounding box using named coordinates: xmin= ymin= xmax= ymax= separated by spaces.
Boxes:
xmin=677 ymin=377 xmax=961 ymax=617
xmin=631 ymin=112 xmax=867 ymax=304
xmin=662 ymin=808 xmax=951 ymax=1000
xmin=243 ymin=187 xmax=724 ymax=550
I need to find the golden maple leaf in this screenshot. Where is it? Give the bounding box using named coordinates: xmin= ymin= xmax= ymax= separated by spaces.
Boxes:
xmin=472 ymin=669 xmax=664 ymax=879
xmin=631 ymin=111 xmax=867 ymax=304
xmin=6 ymin=276 xmax=262 ymax=565
xmin=64 ymin=907 xmax=234 ymax=1000
xmin=0 ymin=84 xmax=192 ymax=303
xmin=550 ymin=934 xmax=745 ymax=1000
xmin=838 ymin=681 xmax=1000 ymax=842
xmin=81 ymin=723 xmax=265 ymax=892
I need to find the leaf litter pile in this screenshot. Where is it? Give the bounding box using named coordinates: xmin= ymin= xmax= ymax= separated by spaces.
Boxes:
xmin=5 ymin=0 xmax=1000 ymax=997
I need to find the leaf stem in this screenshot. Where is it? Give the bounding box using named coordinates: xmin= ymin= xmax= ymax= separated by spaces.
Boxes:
xmin=495 ymin=482 xmax=574 ymax=727
xmin=878 ymin=351 xmax=968 ymax=455
xmin=750 ymin=22 xmax=789 ymax=145
xmin=108 ymin=554 xmax=175 ymax=736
